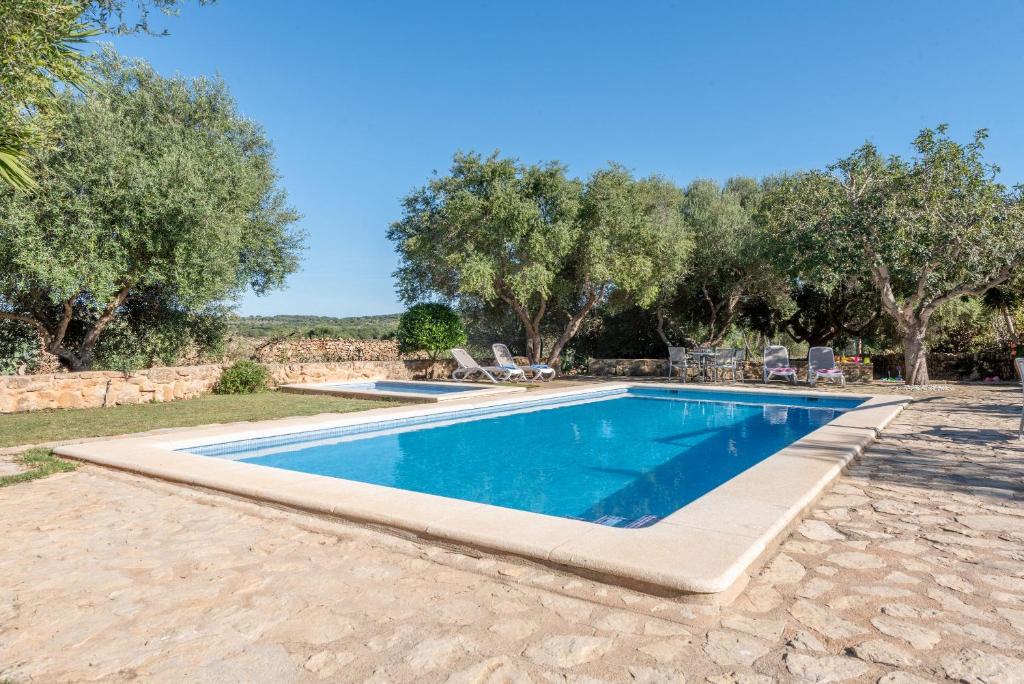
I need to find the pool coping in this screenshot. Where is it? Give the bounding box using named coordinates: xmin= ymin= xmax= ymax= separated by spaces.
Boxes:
xmin=280 ymin=379 xmax=527 ymax=403
xmin=54 ymin=382 xmax=909 ymax=598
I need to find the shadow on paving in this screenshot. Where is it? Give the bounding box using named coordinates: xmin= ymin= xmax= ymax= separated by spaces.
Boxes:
xmin=854 ymin=389 xmax=1024 ymax=500
xmin=857 ymin=441 xmax=1024 ymax=500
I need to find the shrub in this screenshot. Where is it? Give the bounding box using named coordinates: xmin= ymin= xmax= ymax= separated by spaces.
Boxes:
xmin=214 ymin=360 xmax=269 ymax=394
xmin=397 ymin=303 xmax=467 ymax=364
xmin=0 ymin=320 xmax=42 ymax=375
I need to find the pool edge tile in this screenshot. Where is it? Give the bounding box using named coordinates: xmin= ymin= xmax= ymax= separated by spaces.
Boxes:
xmin=424 ymin=504 xmax=594 ymax=560
xmin=548 ymin=523 xmax=766 ymax=594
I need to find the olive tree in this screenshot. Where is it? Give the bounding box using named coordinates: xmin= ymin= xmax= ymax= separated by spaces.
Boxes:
xmin=0 ymin=51 xmax=303 ymax=370
xmin=655 ymin=177 xmax=780 ymax=347
xmin=388 ymin=152 xmax=691 ymax=365
xmin=1 ymin=0 xmax=213 ymax=188
xmin=761 ymin=126 xmax=1024 ymax=385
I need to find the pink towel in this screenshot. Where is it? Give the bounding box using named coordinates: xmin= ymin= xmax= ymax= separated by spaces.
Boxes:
xmin=769 ymin=367 xmax=797 ymax=373
xmin=816 ymin=368 xmax=844 ymax=375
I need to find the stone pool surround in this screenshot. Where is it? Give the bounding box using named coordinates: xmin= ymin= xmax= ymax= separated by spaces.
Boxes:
xmin=54 ymin=382 xmax=908 ymax=600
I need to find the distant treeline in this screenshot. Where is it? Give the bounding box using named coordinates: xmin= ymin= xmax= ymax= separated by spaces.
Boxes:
xmin=229 ymin=314 xmax=401 ymax=340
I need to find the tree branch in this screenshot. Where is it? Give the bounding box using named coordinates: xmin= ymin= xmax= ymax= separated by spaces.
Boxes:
xmin=78 ymin=285 xmax=132 ymax=360
xmin=0 ymin=311 xmax=50 ymax=342
xmin=51 ymin=298 xmax=75 ymax=351
xmin=924 ymin=265 xmax=1014 ymax=313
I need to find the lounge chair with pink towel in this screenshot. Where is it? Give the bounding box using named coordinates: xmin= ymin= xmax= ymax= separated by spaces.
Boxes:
xmin=763 ymin=345 xmax=797 ymax=384
xmin=808 ymin=346 xmax=846 ymax=387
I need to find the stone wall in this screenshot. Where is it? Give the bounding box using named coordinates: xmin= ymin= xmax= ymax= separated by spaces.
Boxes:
xmin=588 ymin=358 xmax=874 ymax=383
xmin=251 ymin=338 xmax=400 ymax=364
xmin=870 ymin=351 xmax=1019 ymax=382
xmin=266 ymin=359 xmax=455 ymax=385
xmin=0 ymin=365 xmax=224 ymax=414
xmin=0 ymin=359 xmax=457 ymax=414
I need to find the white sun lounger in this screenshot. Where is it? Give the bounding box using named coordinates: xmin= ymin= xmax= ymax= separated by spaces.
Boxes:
xmin=492 ymin=343 xmax=555 ymax=382
xmin=763 ymin=345 xmax=797 ymax=384
xmin=808 ymin=346 xmax=846 ymax=387
xmin=451 ymin=348 xmax=526 ymax=383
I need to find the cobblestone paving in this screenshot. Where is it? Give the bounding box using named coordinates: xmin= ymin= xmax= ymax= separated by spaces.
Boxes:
xmin=1 ymin=384 xmax=1023 ymax=683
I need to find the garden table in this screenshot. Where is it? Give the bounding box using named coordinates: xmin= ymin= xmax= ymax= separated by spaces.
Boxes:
xmin=690 ymin=349 xmax=719 ymax=382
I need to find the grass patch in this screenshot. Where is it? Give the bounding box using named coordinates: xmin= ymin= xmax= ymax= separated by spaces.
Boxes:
xmin=0 ymin=392 xmax=397 ymax=449
xmin=0 ymin=448 xmax=77 ymax=488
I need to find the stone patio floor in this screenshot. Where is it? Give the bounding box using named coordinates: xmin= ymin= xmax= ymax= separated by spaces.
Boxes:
xmin=1 ymin=383 xmax=1023 ymax=683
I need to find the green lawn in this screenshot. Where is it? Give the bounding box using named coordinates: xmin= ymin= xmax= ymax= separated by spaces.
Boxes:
xmin=0 ymin=448 xmax=77 ymax=488
xmin=0 ymin=392 xmax=397 ymax=449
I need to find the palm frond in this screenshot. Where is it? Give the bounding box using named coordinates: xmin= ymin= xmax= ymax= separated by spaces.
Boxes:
xmin=0 ymin=148 xmax=37 ymax=191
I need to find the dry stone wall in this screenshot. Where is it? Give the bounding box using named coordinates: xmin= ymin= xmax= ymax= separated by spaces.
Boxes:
xmin=870 ymin=350 xmax=1019 ymax=381
xmin=0 ymin=359 xmax=457 ymax=414
xmin=0 ymin=365 xmax=224 ymax=414
xmin=251 ymin=338 xmax=400 ymax=363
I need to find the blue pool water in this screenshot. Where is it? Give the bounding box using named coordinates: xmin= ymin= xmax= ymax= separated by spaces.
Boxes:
xmin=328 ymin=381 xmax=481 ymax=395
xmin=185 ymin=388 xmax=862 ymax=528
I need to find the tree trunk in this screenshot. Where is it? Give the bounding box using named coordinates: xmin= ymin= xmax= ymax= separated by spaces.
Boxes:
xmin=498 ymin=289 xmax=544 ymax=364
xmin=654 ymin=308 xmax=672 ymax=348
xmin=902 ymin=325 xmax=930 ymax=385
xmin=525 ymin=332 xmax=542 ymax=364
xmin=1000 ymin=304 xmax=1020 ymax=348
xmin=545 ymin=286 xmax=603 ymax=366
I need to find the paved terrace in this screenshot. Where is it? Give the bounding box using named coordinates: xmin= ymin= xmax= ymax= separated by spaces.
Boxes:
xmin=1 ymin=383 xmax=1023 ymax=683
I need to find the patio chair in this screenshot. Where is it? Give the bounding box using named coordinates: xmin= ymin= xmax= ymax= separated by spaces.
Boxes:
xmin=712 ymin=348 xmax=741 ymax=383
xmin=492 ymin=343 xmax=555 ymax=382
xmin=1016 ymin=358 xmax=1024 ymax=439
xmin=763 ymin=345 xmax=797 ymax=384
xmin=667 ymin=347 xmax=692 ymax=382
xmin=450 ymin=348 xmax=526 ymax=383
xmin=808 ymin=347 xmax=846 ymax=387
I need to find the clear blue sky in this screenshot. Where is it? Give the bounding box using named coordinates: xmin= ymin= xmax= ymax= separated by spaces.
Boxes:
xmin=107 ymin=1 xmax=1024 ymax=318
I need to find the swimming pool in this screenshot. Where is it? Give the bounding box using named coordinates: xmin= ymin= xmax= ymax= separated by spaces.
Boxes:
xmin=332 ymin=380 xmax=477 ymax=394
xmin=280 ymin=379 xmax=525 ymax=402
xmin=58 ymin=382 xmax=906 ymax=595
xmin=183 ymin=387 xmax=862 ymax=528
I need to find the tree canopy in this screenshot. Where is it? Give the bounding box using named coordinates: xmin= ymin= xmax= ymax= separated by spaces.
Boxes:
xmin=388 ymin=152 xmax=691 ymax=365
xmin=0 ymin=51 xmax=303 ymax=370
xmin=760 ymin=126 xmax=1024 ymax=384
xmin=0 ymin=0 xmax=213 ymax=188
xmin=654 ymin=177 xmax=782 ymax=347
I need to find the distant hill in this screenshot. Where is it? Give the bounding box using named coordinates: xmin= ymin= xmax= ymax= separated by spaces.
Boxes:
xmin=229 ymin=314 xmax=401 ymax=339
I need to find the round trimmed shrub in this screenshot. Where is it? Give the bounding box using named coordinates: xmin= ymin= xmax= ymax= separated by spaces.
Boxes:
xmin=215 ymin=360 xmax=269 ymax=394
xmin=397 ymin=303 xmax=467 ymax=363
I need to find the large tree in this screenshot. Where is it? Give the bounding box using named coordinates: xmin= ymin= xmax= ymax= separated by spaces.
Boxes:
xmin=761 ymin=126 xmax=1024 ymax=385
xmin=0 ymin=51 xmax=302 ymax=370
xmin=654 ymin=177 xmax=781 ymax=347
xmin=388 ymin=152 xmax=691 ymax=365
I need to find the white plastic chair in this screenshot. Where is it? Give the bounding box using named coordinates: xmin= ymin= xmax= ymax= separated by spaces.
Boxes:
xmin=1016 ymin=358 xmax=1023 ymax=439
xmin=492 ymin=343 xmax=555 ymax=382
xmin=808 ymin=347 xmax=846 ymax=387
xmin=763 ymin=346 xmax=797 ymax=384
xmin=450 ymin=348 xmax=525 ymax=383
xmin=667 ymin=347 xmax=691 ymax=382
